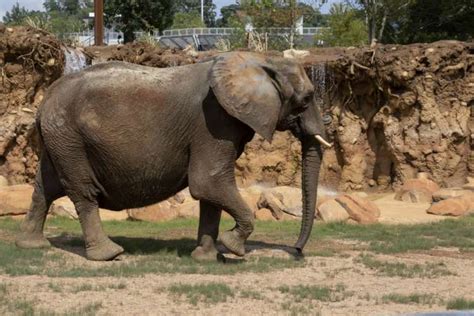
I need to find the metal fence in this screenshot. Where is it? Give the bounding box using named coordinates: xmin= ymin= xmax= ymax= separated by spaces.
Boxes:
xmin=61 ymin=27 xmax=327 ymax=48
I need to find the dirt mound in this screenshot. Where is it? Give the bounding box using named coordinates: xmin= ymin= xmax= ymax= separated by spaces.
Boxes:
xmin=84 ymin=42 xmax=216 ymax=67
xmin=0 ymin=25 xmax=64 ymax=184
xmin=308 ymin=41 xmax=474 ymax=190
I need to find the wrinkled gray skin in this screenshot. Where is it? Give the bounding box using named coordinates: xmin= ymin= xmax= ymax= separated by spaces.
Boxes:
xmin=15 ymin=52 xmax=325 ymax=261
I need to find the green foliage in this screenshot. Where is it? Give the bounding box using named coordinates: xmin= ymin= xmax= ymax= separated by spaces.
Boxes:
xmin=2 ymin=0 xmax=92 ymax=34
xmin=216 ymin=4 xmax=241 ymax=27
xmin=2 ymin=3 xmax=48 ymax=26
xmin=104 ymin=0 xmax=174 ymax=42
xmin=172 ymin=12 xmax=206 ymax=29
xmin=446 ymin=298 xmax=474 ymax=310
xmin=174 ymin=0 xmax=216 ymax=27
xmin=136 ymin=33 xmax=161 ymax=48
xmin=278 ymin=283 xmax=350 ymax=302
xmin=395 ymin=0 xmax=474 ymax=43
xmin=382 ymin=293 xmax=438 ymax=305
xmin=168 ymin=283 xmax=234 ymax=305
xmin=316 ymin=3 xmax=367 ymax=46
xmin=356 ymin=254 xmax=454 ymax=278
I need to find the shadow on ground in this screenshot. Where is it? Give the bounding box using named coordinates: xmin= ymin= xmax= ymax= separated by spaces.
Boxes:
xmin=48 ymin=234 xmax=301 ymax=261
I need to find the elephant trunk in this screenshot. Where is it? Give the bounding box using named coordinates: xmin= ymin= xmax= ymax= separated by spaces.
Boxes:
xmin=294 ymin=135 xmax=322 ymax=253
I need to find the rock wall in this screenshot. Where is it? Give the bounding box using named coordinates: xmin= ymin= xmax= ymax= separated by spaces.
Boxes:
xmin=0 ymin=25 xmax=64 ymax=184
xmin=312 ymin=41 xmax=473 ymax=190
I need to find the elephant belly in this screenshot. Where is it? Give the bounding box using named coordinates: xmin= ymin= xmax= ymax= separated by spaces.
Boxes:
xmin=92 ymin=149 xmax=190 ymax=211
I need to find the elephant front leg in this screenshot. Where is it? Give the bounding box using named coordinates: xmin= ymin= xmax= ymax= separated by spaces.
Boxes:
xmin=74 ymin=200 xmax=124 ymax=261
xmin=191 ymin=201 xmax=222 ymax=261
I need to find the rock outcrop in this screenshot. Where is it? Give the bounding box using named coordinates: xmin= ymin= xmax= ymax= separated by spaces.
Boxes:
xmin=0 ymin=26 xmax=64 ymax=184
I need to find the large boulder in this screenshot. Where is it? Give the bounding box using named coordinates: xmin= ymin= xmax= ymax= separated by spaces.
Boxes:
xmin=395 ymin=174 xmax=440 ymax=203
xmin=433 ymin=188 xmax=473 ymax=202
xmin=0 ymin=184 xmax=33 ymax=216
xmin=335 ymin=194 xmax=380 ymax=224
xmin=426 ymin=193 xmax=474 ymax=217
xmin=255 ymin=208 xmax=277 ymax=221
xmin=317 ymin=199 xmax=350 ymax=223
xmin=240 ymin=185 xmax=264 ymax=214
xmin=0 ymin=176 xmax=8 ymax=187
xmin=127 ymin=201 xmax=178 ymax=222
xmin=257 ymin=186 xmax=307 ymax=218
xmin=50 ymin=197 xmax=78 ymax=219
xmin=50 ymin=197 xmax=128 ymax=220
xmin=174 ymin=200 xmax=199 ymax=218
xmin=463 ymin=177 xmax=474 ymax=191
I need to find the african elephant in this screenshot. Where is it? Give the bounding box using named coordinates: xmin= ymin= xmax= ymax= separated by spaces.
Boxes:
xmin=15 ymin=52 xmax=330 ymax=261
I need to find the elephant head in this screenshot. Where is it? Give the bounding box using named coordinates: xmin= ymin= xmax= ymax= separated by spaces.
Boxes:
xmin=210 ymin=52 xmax=331 ymax=253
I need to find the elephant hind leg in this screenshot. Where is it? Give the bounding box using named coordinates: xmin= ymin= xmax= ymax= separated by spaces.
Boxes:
xmin=50 ymin=152 xmax=124 ymax=261
xmin=74 ymin=200 xmax=123 ymax=261
xmin=191 ymin=201 xmax=222 ymax=261
xmin=16 ymin=153 xmax=65 ymax=249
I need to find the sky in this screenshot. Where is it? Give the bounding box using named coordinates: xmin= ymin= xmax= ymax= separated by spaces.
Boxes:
xmin=1 ymin=0 xmax=341 ymax=21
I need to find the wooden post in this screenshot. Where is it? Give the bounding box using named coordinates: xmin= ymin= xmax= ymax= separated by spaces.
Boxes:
xmin=94 ymin=0 xmax=104 ymax=46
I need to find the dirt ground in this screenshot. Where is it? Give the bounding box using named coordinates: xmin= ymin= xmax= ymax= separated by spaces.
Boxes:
xmin=1 ymin=205 xmax=473 ymax=316
xmin=2 ymin=253 xmax=473 ymax=315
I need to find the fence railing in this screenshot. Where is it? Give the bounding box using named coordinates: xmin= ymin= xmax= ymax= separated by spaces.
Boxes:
xmin=60 ymin=27 xmax=327 ymax=47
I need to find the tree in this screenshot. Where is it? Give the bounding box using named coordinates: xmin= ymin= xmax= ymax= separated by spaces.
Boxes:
xmin=172 ymin=12 xmax=206 ymax=29
xmin=104 ymin=0 xmax=174 ymax=43
xmin=2 ymin=3 xmax=45 ymax=25
xmin=216 ymin=4 xmax=241 ymax=27
xmin=174 ymin=0 xmax=217 ymax=27
xmin=316 ymin=3 xmax=367 ymax=46
xmin=347 ymin=0 xmax=413 ymax=44
xmin=396 ymin=0 xmax=474 ymax=43
xmin=238 ymin=0 xmax=327 ymax=48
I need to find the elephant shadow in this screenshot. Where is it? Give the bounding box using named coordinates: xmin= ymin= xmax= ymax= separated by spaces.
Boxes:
xmin=48 ymin=235 xmax=302 ymax=261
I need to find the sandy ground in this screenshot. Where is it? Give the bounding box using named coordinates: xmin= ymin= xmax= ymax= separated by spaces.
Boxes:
xmin=1 ymin=193 xmax=472 ymax=315
xmin=1 ymin=250 xmax=473 ymax=315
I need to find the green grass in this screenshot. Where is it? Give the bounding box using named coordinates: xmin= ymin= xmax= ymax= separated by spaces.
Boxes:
xmin=446 ymin=298 xmax=474 ymax=310
xmin=167 ymin=282 xmax=234 ymax=305
xmin=48 ymin=282 xmax=63 ymax=293
xmin=68 ymin=302 xmax=103 ymax=316
xmin=278 ymin=283 xmax=350 ymax=302
xmin=356 ymin=254 xmax=454 ymax=278
xmin=0 ymin=281 xmax=103 ymax=316
xmin=381 ymin=293 xmax=438 ymax=305
xmin=0 ymin=215 xmax=473 ymax=277
xmin=239 ymin=289 xmax=264 ymax=300
xmin=71 ymin=283 xmax=127 ymax=293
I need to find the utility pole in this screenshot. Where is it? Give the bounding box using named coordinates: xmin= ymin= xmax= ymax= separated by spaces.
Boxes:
xmin=94 ymin=0 xmax=104 ymax=46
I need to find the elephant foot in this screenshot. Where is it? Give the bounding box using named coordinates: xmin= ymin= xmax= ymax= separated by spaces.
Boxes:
xmin=191 ymin=235 xmax=219 ymax=261
xmin=220 ymin=230 xmax=246 ymax=257
xmin=15 ymin=233 xmax=51 ymax=249
xmin=86 ymin=238 xmax=124 ymax=261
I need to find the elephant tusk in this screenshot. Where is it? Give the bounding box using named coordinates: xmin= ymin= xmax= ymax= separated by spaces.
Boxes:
xmin=315 ymin=135 xmax=333 ymax=148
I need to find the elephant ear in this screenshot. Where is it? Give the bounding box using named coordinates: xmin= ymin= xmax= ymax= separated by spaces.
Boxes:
xmin=210 ymin=52 xmax=286 ymax=142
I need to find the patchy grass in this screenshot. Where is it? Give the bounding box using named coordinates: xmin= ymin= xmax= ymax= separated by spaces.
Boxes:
xmin=356 ymin=254 xmax=454 ymax=278
xmin=446 ymin=298 xmax=474 ymax=310
xmin=69 ymin=302 xmax=103 ymax=316
xmin=48 ymin=282 xmax=63 ymax=293
xmin=280 ymin=302 xmax=317 ymax=316
xmin=71 ymin=283 xmax=127 ymax=293
xmin=168 ymin=283 xmax=234 ymax=305
xmin=381 ymin=293 xmax=438 ymax=305
xmin=0 ymin=216 xmax=473 ymax=278
xmin=278 ymin=283 xmax=350 ymax=302
xmin=239 ymin=289 xmax=264 ymax=300
xmin=0 ymin=282 xmax=7 ymax=295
